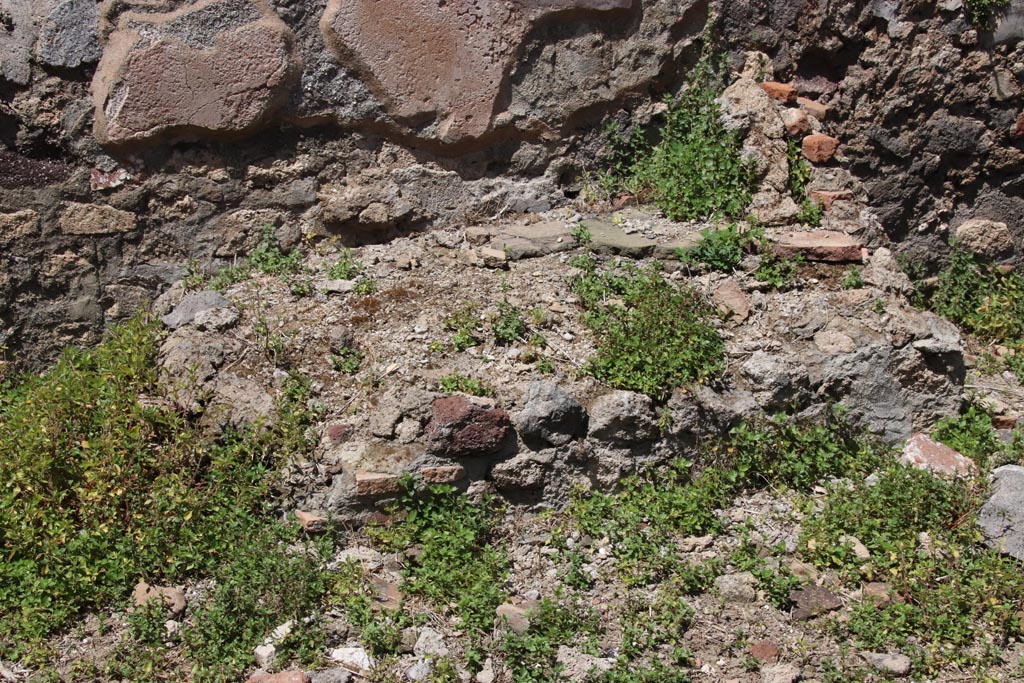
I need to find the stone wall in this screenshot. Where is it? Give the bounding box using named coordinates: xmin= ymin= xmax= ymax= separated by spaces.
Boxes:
xmin=0 ymin=0 xmax=1021 ymax=364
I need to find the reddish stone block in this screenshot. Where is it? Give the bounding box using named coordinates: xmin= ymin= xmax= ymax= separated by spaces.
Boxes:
xmin=797 ymin=96 xmax=829 ymax=121
xmin=759 ymin=81 xmax=798 ymax=103
xmin=901 ymin=433 xmax=976 ymax=477
xmin=749 ymin=640 xmax=780 ymax=664
xmin=356 ymin=471 xmax=403 ymax=497
xmin=802 ymin=134 xmax=840 ymax=163
xmin=770 ymin=230 xmax=863 ymax=263
xmin=808 ymin=189 xmax=853 ymax=211
xmin=246 ymin=672 xmax=311 ymax=683
xmin=425 ymin=395 xmax=512 ymax=457
xmin=419 ymin=464 xmax=468 ymax=483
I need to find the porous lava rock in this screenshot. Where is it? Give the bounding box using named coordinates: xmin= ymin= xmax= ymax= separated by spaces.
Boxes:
xmin=425 ymin=394 xmax=513 ymax=457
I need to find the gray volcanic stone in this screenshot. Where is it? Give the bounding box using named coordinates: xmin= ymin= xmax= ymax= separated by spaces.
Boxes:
xmin=588 ymin=390 xmax=656 ymax=443
xmin=35 ymin=0 xmax=100 ymax=68
xmin=514 ymin=381 xmax=587 ymax=448
xmin=161 ymin=290 xmax=232 ymax=329
xmin=979 ymin=465 xmax=1024 ymax=561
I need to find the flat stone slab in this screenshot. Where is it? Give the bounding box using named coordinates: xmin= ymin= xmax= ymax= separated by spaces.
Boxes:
xmin=582 ymin=219 xmax=699 ymax=260
xmin=979 ymin=465 xmax=1024 ymax=561
xmin=901 ymin=433 xmax=976 ymax=477
xmin=488 ymin=220 xmax=575 ymax=260
xmin=770 ymin=230 xmax=863 ymax=262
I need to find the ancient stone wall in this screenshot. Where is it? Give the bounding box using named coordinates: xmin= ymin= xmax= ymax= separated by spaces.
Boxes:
xmin=0 ymin=0 xmax=1021 ymax=364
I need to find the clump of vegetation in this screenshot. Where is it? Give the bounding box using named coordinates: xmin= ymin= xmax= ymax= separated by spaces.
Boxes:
xmin=353 ymin=277 xmax=378 ymax=295
xmin=206 ymin=227 xmax=308 ymax=293
xmin=368 ymin=480 xmax=508 ymax=667
xmin=927 ymin=246 xmax=1024 ymax=379
xmin=444 ymin=305 xmax=483 ymax=351
xmin=787 ymin=140 xmax=824 ymax=227
xmin=326 ymin=248 xmax=363 ymax=280
xmin=492 ymin=299 xmax=527 ymax=345
xmin=438 ymin=373 xmax=496 ymax=397
xmin=497 ymin=596 xmax=602 ymax=683
xmin=598 ymin=58 xmax=756 ymax=220
xmin=570 ymin=260 xmax=724 ymax=399
xmin=329 ymin=344 xmax=363 ymax=374
xmin=677 ymin=223 xmax=762 ymax=273
xmin=0 ymin=314 xmax=319 ymax=673
xmin=841 ymin=265 xmax=864 ymax=289
xmin=569 ymin=223 xmax=592 ymax=245
xmin=755 ymin=250 xmax=803 ymax=289
xmin=966 ymin=0 xmax=1010 ymax=27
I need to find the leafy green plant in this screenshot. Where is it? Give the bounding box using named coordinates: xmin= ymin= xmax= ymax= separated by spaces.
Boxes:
xmin=0 ymin=315 xmax=317 ymax=663
xmin=601 ymin=57 xmax=755 ymax=220
xmin=497 ymin=597 xmax=601 ymax=683
xmin=354 ymin=278 xmax=378 ymax=295
xmin=786 ymin=141 xmax=824 ymax=227
xmin=841 ymin=266 xmax=864 ymax=289
xmin=368 ymin=480 xmax=508 ymax=659
xmin=928 ymin=246 xmax=1024 ymax=379
xmin=493 ymin=299 xmax=527 ymax=346
xmin=438 ymin=373 xmax=496 ymax=397
xmin=677 ymin=224 xmax=762 ymax=272
xmin=208 ymin=227 xmax=306 ymax=292
xmin=755 ymin=251 xmax=803 ymax=289
xmin=444 ymin=306 xmax=482 ymax=352
xmin=326 ymin=249 xmax=363 ymax=280
xmin=570 ymin=223 xmax=592 ymax=245
xmin=570 ymin=263 xmax=724 ymax=399
xmin=966 ymin=0 xmax=1010 ymax=27
xmin=329 ymin=345 xmax=363 ymax=374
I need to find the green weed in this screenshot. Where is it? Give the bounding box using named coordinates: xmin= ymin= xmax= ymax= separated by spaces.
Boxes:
xmin=444 ymin=306 xmax=482 ymax=352
xmin=438 ymin=373 xmax=496 ymax=398
xmin=326 ymin=249 xmax=363 ymax=280
xmin=677 ymin=224 xmax=762 ymax=273
xmin=570 ymin=263 xmax=724 ymax=400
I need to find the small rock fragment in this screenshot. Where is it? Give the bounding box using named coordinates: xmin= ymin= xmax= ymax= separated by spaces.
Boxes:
xmin=132 ymin=582 xmax=187 ymax=619
xmin=749 ymin=640 xmax=781 ymax=664
xmin=901 ymin=433 xmax=976 ymax=477
xmin=246 ymin=671 xmax=312 ymax=683
xmin=715 ymin=572 xmax=758 ymax=603
xmin=860 ymin=652 xmax=912 ymax=677
xmin=759 ymin=82 xmax=798 ymax=103
xmin=329 ymin=646 xmax=372 ymax=672
xmin=802 ymin=133 xmax=841 ymax=163
xmin=789 ymin=584 xmax=842 ymax=620
xmin=295 ymin=510 xmax=328 ymax=533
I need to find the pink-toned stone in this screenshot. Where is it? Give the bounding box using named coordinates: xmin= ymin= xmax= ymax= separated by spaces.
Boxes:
xmin=770 ymin=230 xmax=863 ymax=263
xmin=782 ymin=107 xmax=810 ymax=137
xmin=419 ymin=464 xmax=468 ymax=484
xmin=713 ymin=280 xmax=751 ymax=321
xmin=92 ymin=0 xmax=300 ymax=146
xmin=294 ymin=510 xmax=327 ymax=532
xmin=749 ymin=640 xmax=780 ymax=664
xmin=320 ymin=0 xmax=631 ymax=142
xmin=901 ymin=433 xmax=976 ymax=477
xmin=246 ymin=672 xmax=311 ymax=683
xmin=425 ymin=395 xmax=512 ymax=457
xmin=802 ymin=133 xmax=841 ymax=163
xmin=797 ymin=96 xmax=830 ymax=121
xmin=132 ymin=581 xmax=186 ymax=618
xmin=356 ymin=471 xmax=403 ymax=497
xmin=759 ymin=81 xmax=798 ymax=103
xmin=808 ymin=189 xmax=853 ymax=211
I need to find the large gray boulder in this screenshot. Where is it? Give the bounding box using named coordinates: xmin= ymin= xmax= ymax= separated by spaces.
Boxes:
xmin=979 ymin=465 xmax=1024 ymax=561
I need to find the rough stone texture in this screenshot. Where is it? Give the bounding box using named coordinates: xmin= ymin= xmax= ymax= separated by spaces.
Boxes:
xmin=802 ymin=133 xmax=840 ymax=163
xmin=35 ymin=0 xmax=101 ymax=68
xmin=770 ymin=230 xmax=863 ymax=262
xmin=955 ymin=218 xmax=1014 ymax=257
xmin=425 ymin=395 xmax=513 ymax=458
xmin=355 ymin=471 xmax=403 ymax=497
xmin=715 ymin=572 xmax=757 ymax=603
xmin=132 ymin=582 xmax=187 ymax=618
xmin=202 ymin=373 xmax=277 ymax=431
xmin=588 ymin=390 xmax=657 ymax=443
xmin=160 ymin=290 xmax=233 ymax=330
xmin=713 ymin=280 xmax=751 ymax=321
xmin=514 ymin=381 xmax=587 ymax=448
xmin=901 ymin=433 xmax=976 ymax=477
xmin=320 ymin=0 xmax=632 ymax=142
xmin=979 ymin=465 xmax=1024 ymax=561
xmin=59 ymin=202 xmax=137 ymax=235
xmin=246 ymin=671 xmax=311 ymax=683
xmin=759 ymin=81 xmax=797 ymax=103
xmin=92 ymin=0 xmax=300 ymax=145
xmin=790 ymin=584 xmax=842 ymax=620
xmin=761 ymin=664 xmax=802 ymax=683
xmin=859 ymin=652 xmax=912 ymax=677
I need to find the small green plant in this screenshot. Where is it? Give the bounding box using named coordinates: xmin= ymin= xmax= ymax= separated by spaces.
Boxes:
xmin=928 ymin=246 xmax=1024 ymax=379
xmin=570 ymin=263 xmax=724 ymax=399
xmin=492 ymin=299 xmax=527 ymax=345
xmin=354 ymin=278 xmax=378 ymax=295
xmin=438 ymin=373 xmax=496 ymax=397
xmin=965 ymin=0 xmax=1010 ymax=27
xmin=444 ymin=306 xmax=482 ymax=352
xmin=497 ymin=596 xmax=601 ymax=683
xmin=329 ymin=345 xmax=363 ymax=374
xmin=755 ymin=251 xmax=803 ymax=289
xmin=787 ymin=140 xmax=823 ymax=227
xmin=841 ymin=265 xmax=864 ymax=289
xmin=677 ymin=224 xmax=762 ymax=273
xmin=870 ymin=298 xmax=886 ymax=315
xmin=600 ymin=56 xmax=756 ymax=221
xmin=368 ymin=480 xmax=507 ymax=666
xmin=208 ymin=227 xmax=306 ymax=292
xmin=326 ymin=249 xmax=363 ymax=280
xmin=570 ymin=223 xmax=592 ymax=245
